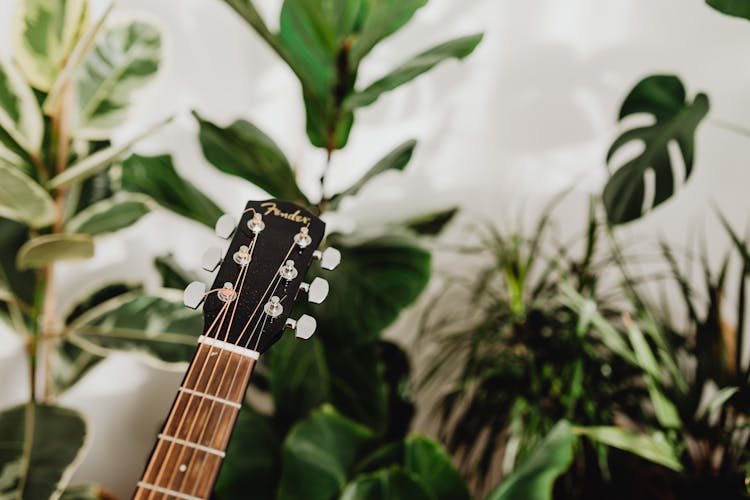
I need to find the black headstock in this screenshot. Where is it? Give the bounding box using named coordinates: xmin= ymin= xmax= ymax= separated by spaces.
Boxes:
xmin=183 ymin=199 xmax=336 ymax=355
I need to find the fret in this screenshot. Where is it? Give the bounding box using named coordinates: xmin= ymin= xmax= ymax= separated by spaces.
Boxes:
xmin=178 ymin=387 xmax=242 ymax=409
xmin=136 ymin=482 xmax=204 ymax=500
xmin=158 ymin=434 xmax=225 ymax=457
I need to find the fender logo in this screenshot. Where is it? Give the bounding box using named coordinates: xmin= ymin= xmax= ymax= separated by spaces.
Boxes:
xmin=260 ymin=202 xmax=310 ymax=225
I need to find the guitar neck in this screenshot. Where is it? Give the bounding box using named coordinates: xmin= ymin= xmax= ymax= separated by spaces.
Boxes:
xmin=134 ymin=338 xmax=258 ymax=500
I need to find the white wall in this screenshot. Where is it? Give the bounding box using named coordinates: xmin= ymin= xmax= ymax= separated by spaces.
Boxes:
xmin=1 ymin=0 xmax=749 ymax=496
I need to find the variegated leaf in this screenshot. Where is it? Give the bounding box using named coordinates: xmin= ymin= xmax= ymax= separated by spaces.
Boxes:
xmin=0 ymin=160 xmax=56 ymax=228
xmin=72 ymin=17 xmax=162 ymax=139
xmin=0 ymin=59 xmax=44 ymax=155
xmin=65 ymin=193 xmax=153 ymax=235
xmin=16 ymin=233 xmax=94 ymax=270
xmin=12 ymin=0 xmax=89 ymax=91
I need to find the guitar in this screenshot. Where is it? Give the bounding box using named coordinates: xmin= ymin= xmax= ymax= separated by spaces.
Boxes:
xmin=133 ymin=199 xmax=340 ymax=500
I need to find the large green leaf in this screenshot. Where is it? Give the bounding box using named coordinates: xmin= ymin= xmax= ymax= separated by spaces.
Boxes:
xmin=0 ymin=403 xmax=87 ymax=500
xmin=340 ymin=468 xmax=431 ymax=500
xmin=604 ymin=75 xmax=709 ymax=224
xmin=16 ymin=234 xmax=94 ymax=270
xmin=344 ymin=34 xmax=483 ymax=111
xmin=0 ymin=161 xmax=56 ymax=228
xmin=119 ymin=153 xmax=223 ymax=228
xmin=707 ymin=0 xmax=750 ymax=20
xmin=48 ymin=117 xmax=169 ymax=189
xmin=574 ymin=426 xmax=683 ymax=471
xmin=66 ymin=291 xmax=202 ymax=365
xmin=215 ymin=407 xmax=282 ymax=500
xmin=278 ymin=405 xmax=375 ymax=500
xmin=487 ymin=421 xmax=575 ymax=500
xmin=194 ymin=113 xmax=309 ymax=203
xmin=12 ymin=0 xmax=89 ymax=91
xmin=65 ymin=193 xmax=152 ymax=235
xmin=349 ymin=0 xmax=427 ymax=66
xmin=313 ymin=231 xmax=431 ymax=345
xmin=71 ymin=17 xmax=162 ymax=139
xmin=403 ymin=436 xmax=470 ymax=500
xmin=268 ymin=334 xmax=331 ymax=425
xmin=329 ymin=140 xmax=416 ymax=207
xmin=0 ymin=59 xmax=44 ymax=157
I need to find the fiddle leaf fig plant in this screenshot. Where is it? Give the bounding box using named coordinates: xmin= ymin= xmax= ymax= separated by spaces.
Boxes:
xmin=604 ymin=74 xmax=709 ymax=224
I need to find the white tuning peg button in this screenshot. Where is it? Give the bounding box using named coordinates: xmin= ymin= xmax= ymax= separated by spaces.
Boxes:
xmin=202 ymin=247 xmax=223 ymax=272
xmin=183 ymin=281 xmax=207 ymax=309
xmin=313 ymin=247 xmax=341 ymax=271
xmin=299 ymin=277 xmax=329 ymax=304
xmin=215 ymin=214 xmax=237 ymax=239
xmin=285 ymin=314 xmax=316 ymax=340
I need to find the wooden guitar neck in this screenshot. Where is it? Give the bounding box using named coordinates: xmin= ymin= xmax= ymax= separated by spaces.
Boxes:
xmin=134 ymin=341 xmax=256 ymax=499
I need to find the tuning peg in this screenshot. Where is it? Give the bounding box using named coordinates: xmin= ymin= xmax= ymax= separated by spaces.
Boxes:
xmin=215 ymin=214 xmax=237 ymax=239
xmin=202 ymin=247 xmax=223 ymax=272
xmin=285 ymin=314 xmax=316 ymax=340
xmin=299 ymin=277 xmax=329 ymax=304
xmin=313 ymin=247 xmax=341 ymax=271
xmin=184 ymin=281 xmax=207 ymax=309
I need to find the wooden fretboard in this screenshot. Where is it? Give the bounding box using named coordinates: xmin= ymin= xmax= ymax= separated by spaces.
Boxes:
xmin=134 ymin=342 xmax=256 ymax=500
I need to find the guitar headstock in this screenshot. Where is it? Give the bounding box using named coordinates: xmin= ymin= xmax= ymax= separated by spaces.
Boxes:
xmin=182 ymin=199 xmax=339 ymax=355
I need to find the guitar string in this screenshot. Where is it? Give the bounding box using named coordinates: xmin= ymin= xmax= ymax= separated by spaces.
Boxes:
xmin=185 ymin=273 xmax=283 ymax=496
xmin=141 ymin=297 xmax=231 ymax=500
xmin=158 ymin=237 xmax=257 ymax=495
xmin=180 ymin=243 xmax=295 ymax=496
xmin=147 ymin=238 xmax=255 ymax=498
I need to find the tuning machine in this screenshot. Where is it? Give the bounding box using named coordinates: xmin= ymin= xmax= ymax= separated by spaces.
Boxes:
xmin=285 ymin=314 xmax=317 ymax=340
xmin=299 ymin=277 xmax=329 ymax=304
xmin=215 ymin=214 xmax=237 ymax=239
xmin=313 ymin=247 xmax=341 ymax=270
xmin=201 ymin=247 xmax=223 ymax=272
xmin=183 ymin=281 xmax=207 ymax=309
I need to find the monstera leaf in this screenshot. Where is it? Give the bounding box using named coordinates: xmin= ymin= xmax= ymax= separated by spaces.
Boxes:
xmin=0 ymin=403 xmax=87 ymax=500
xmin=707 ymin=0 xmax=750 ymax=19
xmin=604 ymin=75 xmax=709 ymax=224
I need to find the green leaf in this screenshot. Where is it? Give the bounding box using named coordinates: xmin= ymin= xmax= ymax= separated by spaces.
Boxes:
xmin=0 ymin=161 xmax=56 ymax=228
xmin=403 ymin=436 xmax=469 ymax=500
xmin=0 ymin=59 xmax=44 ymax=156
xmin=216 ymin=407 xmax=282 ymax=500
xmin=314 ymin=231 xmax=431 ymax=345
xmin=646 ymin=380 xmax=682 ymax=429
xmin=12 ymin=0 xmax=89 ymax=91
xmin=278 ymin=405 xmax=375 ymax=500
xmin=72 ymin=17 xmax=162 ymax=139
xmin=696 ymin=386 xmax=739 ymax=420
xmin=349 ymin=0 xmax=427 ymax=66
xmin=344 ymin=34 xmax=483 ymax=111
xmin=604 ymin=75 xmax=710 ymax=224
xmin=487 ymin=421 xmax=575 ymax=500
xmin=153 ymin=254 xmax=199 ymax=290
xmin=120 ymin=153 xmax=223 ymax=228
xmin=330 ymin=140 xmax=416 ymax=206
xmin=405 ymin=207 xmax=458 ymax=235
xmin=66 ymin=291 xmax=202 ymax=365
xmin=707 ymin=0 xmax=750 ymax=20
xmin=574 ymin=426 xmax=683 ymax=471
xmin=340 ymin=467 xmax=431 ymax=500
xmin=0 ymin=403 xmax=87 ymax=500
xmin=194 ymin=112 xmax=309 ymax=203
xmin=16 ymin=234 xmax=94 ymax=270
xmin=47 ymin=117 xmax=170 ymax=190
xmin=268 ymin=334 xmax=331 ymax=425
xmin=65 ymin=193 xmax=152 ymax=235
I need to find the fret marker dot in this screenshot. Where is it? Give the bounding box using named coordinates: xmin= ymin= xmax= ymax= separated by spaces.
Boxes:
xmin=179 ymin=464 xmax=187 ymax=472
